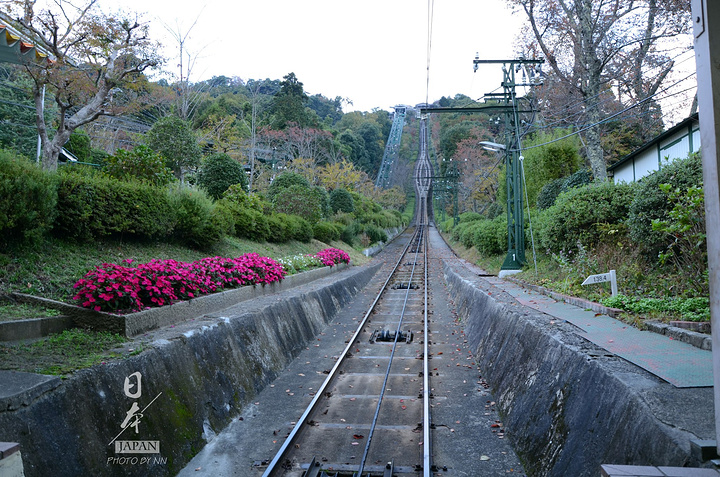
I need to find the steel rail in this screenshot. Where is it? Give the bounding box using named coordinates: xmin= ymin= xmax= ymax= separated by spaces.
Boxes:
xmin=422 ymin=209 xmax=431 ymax=477
xmin=356 ymin=224 xmax=425 ymax=476
xmin=261 ymin=226 xmax=422 ymax=477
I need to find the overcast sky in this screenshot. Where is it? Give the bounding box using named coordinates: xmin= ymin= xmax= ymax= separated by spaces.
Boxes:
xmin=98 ymin=0 xmax=526 ymax=112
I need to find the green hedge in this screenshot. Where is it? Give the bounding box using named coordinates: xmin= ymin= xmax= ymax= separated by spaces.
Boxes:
xmin=267 ymin=213 xmax=291 ymax=243
xmin=363 ymin=224 xmax=388 ymax=244
xmin=313 ymin=221 xmax=341 ymax=244
xmin=627 ymin=153 xmax=704 ymax=258
xmin=537 ymin=181 xmax=635 ymax=253
xmin=168 ymin=185 xmax=228 ymax=249
xmin=54 ymin=172 xmax=175 ymax=242
xmin=0 ymin=152 xmax=57 ymax=249
xmin=473 ymin=216 xmax=507 ymax=255
xmin=286 ymin=214 xmax=313 ymax=243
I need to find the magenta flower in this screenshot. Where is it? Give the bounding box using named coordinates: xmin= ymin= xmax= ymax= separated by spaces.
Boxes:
xmin=72 ymin=253 xmax=287 ymax=314
xmin=315 ymin=248 xmax=351 ymax=267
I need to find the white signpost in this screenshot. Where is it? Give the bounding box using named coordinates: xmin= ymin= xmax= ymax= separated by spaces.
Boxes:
xmin=582 ymin=269 xmax=618 ymax=297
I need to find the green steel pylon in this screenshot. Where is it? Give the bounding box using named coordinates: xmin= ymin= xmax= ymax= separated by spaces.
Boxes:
xmin=375 ymin=105 xmax=406 ymax=189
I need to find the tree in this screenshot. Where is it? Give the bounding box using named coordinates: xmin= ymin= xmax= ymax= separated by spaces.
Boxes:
xmin=271 ymin=72 xmax=315 ymax=129
xmin=145 ymin=115 xmax=201 ymax=181
xmin=3 ymin=0 xmax=162 ymax=171
xmin=513 ymin=0 xmax=691 ymax=181
xmin=196 ymin=152 xmax=248 ymax=200
xmin=258 ymin=124 xmax=335 ymax=164
xmin=267 ymin=171 xmax=311 ymax=203
xmin=319 ymin=159 xmax=372 ymax=192
xmin=161 ymin=9 xmax=206 ymax=121
xmin=329 ymin=188 xmax=354 ymax=213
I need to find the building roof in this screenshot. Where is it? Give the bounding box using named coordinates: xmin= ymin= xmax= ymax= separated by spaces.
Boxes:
xmin=607 ymin=113 xmax=699 ymax=171
xmin=0 ymin=20 xmax=52 ymax=66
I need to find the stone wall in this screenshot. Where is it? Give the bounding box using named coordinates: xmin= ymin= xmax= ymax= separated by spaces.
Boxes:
xmin=443 ymin=261 xmax=711 ymax=476
xmin=0 ymin=263 xmax=380 ymax=477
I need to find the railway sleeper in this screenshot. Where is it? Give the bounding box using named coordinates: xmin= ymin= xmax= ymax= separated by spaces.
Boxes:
xmin=391 ymin=281 xmax=419 ymax=289
xmin=369 ymin=329 xmax=413 ymax=343
xmin=303 ymin=457 xmax=395 ymax=477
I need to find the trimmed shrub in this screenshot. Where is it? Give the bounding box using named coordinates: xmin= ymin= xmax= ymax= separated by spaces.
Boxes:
xmin=312 ymin=186 xmax=331 ymax=218
xmin=196 ymin=152 xmax=248 ymax=200
xmin=332 ymin=212 xmax=354 ymax=226
xmin=459 ymin=211 xmax=483 ymax=223
xmin=459 ymin=221 xmax=481 ymax=249
xmin=167 ymin=185 xmax=226 ymax=249
xmin=65 ymin=131 xmax=92 ymax=162
xmin=628 ymin=153 xmax=704 ymax=258
xmin=483 ymin=202 xmax=504 ymax=219
xmin=54 ymin=172 xmax=174 ymax=242
xmin=536 ymin=177 xmax=565 ymax=210
xmin=363 ymin=224 xmax=387 ymax=244
xmin=329 ymin=188 xmax=354 ymax=213
xmin=313 ymin=221 xmax=341 ymax=244
xmin=145 ymin=115 xmax=201 ymax=180
xmin=222 ymin=184 xmax=265 ymax=212
xmin=364 ymin=210 xmax=402 ymax=229
xmin=286 ymin=214 xmax=313 ymax=242
xmin=451 ymin=220 xmax=475 ymax=243
xmin=350 ymin=191 xmax=381 ymax=218
xmin=227 ymin=204 xmax=270 ymax=242
xmin=563 ymin=169 xmax=593 ymax=190
xmin=274 ymin=184 xmax=324 ymax=224
xmin=473 ymin=216 xmax=507 ymax=256
xmin=0 ymin=151 xmax=57 ymax=248
xmin=267 ymin=213 xmax=292 ymax=243
xmin=538 ymin=181 xmax=635 ymax=253
xmin=267 ymin=172 xmax=311 ymax=203
xmin=340 ymin=221 xmax=364 ymax=245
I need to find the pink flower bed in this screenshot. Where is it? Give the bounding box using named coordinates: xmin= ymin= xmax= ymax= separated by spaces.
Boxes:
xmin=315 ymin=248 xmax=351 ymax=267
xmin=73 ymin=253 xmax=286 ymax=313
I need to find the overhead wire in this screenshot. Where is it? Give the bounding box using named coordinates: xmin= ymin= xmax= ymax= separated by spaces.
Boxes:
xmin=519 ymin=71 xmax=697 ymax=152
xmin=526 ymin=79 xmax=697 ymax=140
xmin=524 ymin=48 xmax=696 ymax=134
xmin=425 ymin=0 xmax=435 ymax=106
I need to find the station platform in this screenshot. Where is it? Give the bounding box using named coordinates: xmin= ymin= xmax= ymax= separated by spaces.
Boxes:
xmin=433 ymin=227 xmax=718 ymax=475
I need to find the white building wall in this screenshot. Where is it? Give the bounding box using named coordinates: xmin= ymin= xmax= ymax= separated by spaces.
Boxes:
xmin=613 ymin=164 xmax=635 ymax=183
xmin=610 ymin=118 xmax=700 ymax=183
xmin=660 ymin=135 xmax=691 ymax=165
xmin=635 ymin=149 xmax=660 ymax=179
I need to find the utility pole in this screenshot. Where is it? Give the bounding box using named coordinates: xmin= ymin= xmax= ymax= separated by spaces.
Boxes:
xmin=692 ymin=0 xmax=720 ymax=454
xmin=473 ymin=57 xmax=543 ymax=276
xmin=419 ymin=56 xmax=542 ymax=253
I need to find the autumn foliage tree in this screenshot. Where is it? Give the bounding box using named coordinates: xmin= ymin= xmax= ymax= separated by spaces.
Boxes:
xmin=2 ymin=1 xmax=163 ymax=171
xmin=513 ymin=0 xmax=691 ymax=180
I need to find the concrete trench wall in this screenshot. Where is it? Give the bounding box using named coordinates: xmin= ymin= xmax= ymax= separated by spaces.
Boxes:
xmin=0 ymin=263 xmax=380 ymax=477
xmin=443 ymin=262 xmax=700 ymax=477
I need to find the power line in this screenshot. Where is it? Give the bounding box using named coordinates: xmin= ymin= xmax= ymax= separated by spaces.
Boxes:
xmin=521 ymin=71 xmax=697 ymax=151
xmin=525 ymin=80 xmax=697 ymax=140
xmin=425 ymin=0 xmax=434 ymax=107
xmin=529 ymin=48 xmax=696 ymax=132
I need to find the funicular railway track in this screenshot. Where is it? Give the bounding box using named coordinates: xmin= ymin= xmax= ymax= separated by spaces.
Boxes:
xmin=263 ymin=228 xmax=431 ymax=476
xmin=262 ymin=119 xmax=436 ymax=477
